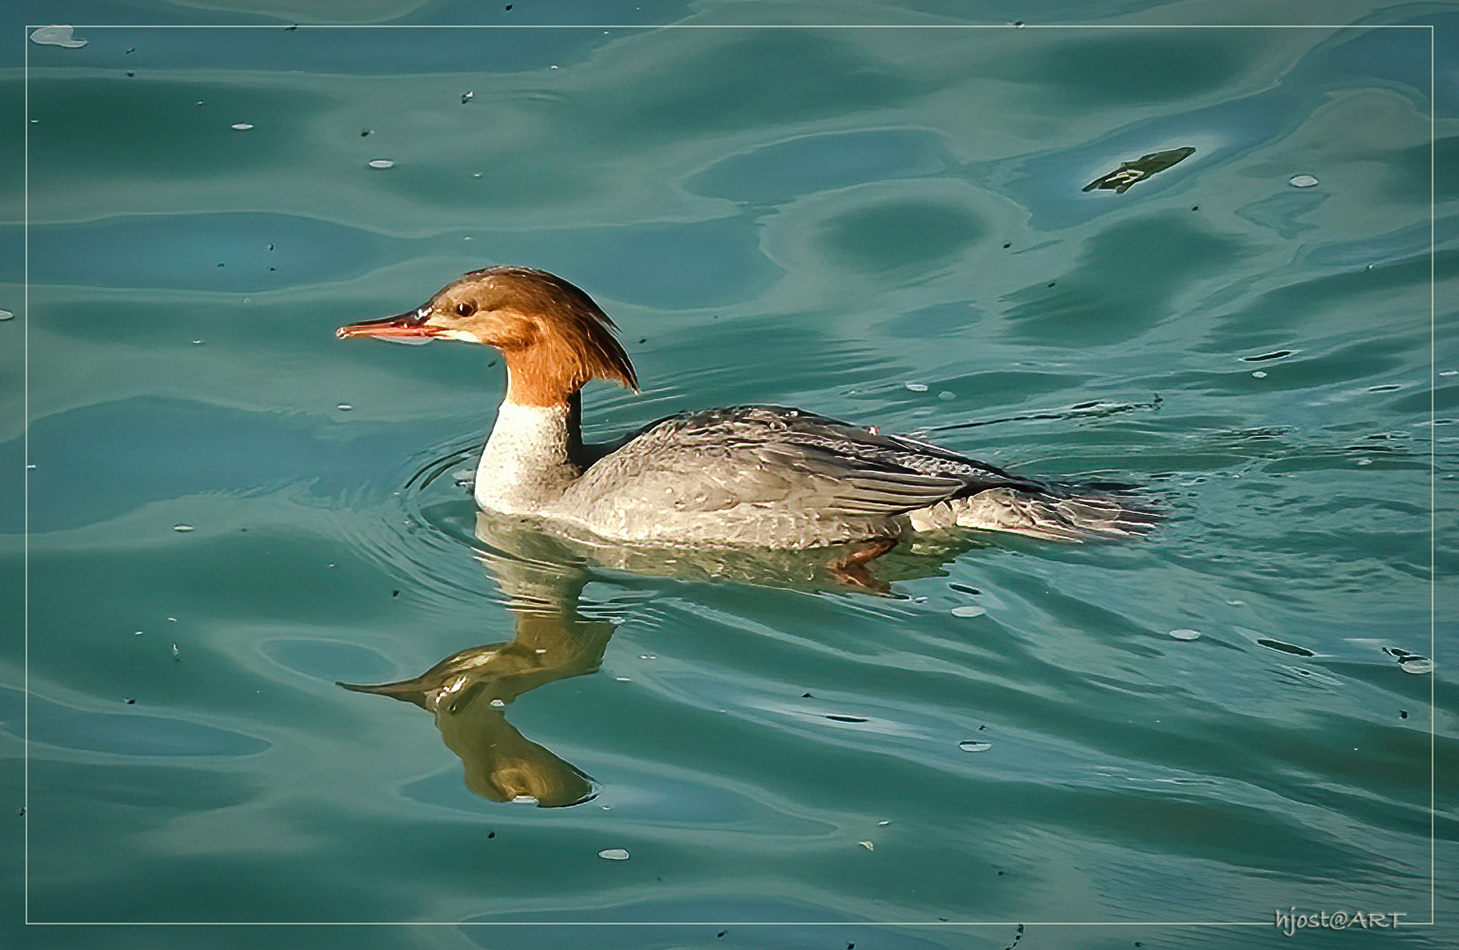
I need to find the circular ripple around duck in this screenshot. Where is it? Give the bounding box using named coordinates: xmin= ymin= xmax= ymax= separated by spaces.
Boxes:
xmin=336 ymin=433 xmax=504 ymax=611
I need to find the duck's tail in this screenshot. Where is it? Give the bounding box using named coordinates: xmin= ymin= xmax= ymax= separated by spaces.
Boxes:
xmin=912 ymin=484 xmax=1160 ymax=542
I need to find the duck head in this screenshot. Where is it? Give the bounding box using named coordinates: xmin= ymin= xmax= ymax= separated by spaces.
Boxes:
xmin=338 ymin=265 xmax=638 ymax=407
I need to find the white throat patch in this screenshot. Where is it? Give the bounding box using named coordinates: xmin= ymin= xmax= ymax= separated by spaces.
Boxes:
xmin=473 ymin=401 xmax=579 ymax=514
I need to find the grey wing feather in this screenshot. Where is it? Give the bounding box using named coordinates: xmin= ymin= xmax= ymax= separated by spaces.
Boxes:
xmin=584 ymin=406 xmax=1041 ymax=517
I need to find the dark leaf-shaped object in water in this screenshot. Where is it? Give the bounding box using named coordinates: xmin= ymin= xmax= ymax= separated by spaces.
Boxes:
xmin=1083 ymin=146 xmax=1196 ymax=194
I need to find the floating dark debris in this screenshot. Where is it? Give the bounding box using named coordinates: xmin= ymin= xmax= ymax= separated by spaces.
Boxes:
xmin=1084 ymin=146 xmax=1196 ymax=194
xmin=1257 ymin=638 xmax=1315 ymax=657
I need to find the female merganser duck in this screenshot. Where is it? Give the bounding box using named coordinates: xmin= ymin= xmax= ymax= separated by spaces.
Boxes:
xmin=338 ymin=266 xmax=1153 ymax=557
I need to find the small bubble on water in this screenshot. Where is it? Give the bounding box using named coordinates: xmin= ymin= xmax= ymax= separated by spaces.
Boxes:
xmin=1251 ymin=371 xmax=1267 ymax=378
xmin=490 ymin=698 xmax=505 ymax=707
xmin=173 ymin=524 xmax=194 ymax=532
xmin=615 ymin=676 xmax=631 ymax=682
xmin=1399 ymin=656 xmax=1433 ymax=674
xmin=134 ymin=630 xmax=144 ymax=636
xmin=231 ymin=123 xmax=254 ymax=130
xmin=938 ymin=391 xmax=956 ymax=401
xmin=877 ymin=820 xmax=891 ymax=826
xmin=951 ymin=605 xmax=986 ymax=618
xmin=639 ymin=654 xmax=657 ymax=660
xmin=959 ymin=740 xmax=992 ymax=753
xmin=511 ymin=795 xmax=538 ymax=804
xmin=1168 ymin=628 xmax=1202 ymax=640
xmin=904 ymin=382 xmax=928 ymax=392
xmin=336 ymin=403 xmax=352 ymax=411
xmin=598 ymin=848 xmax=630 ymax=860
xmin=0 ymin=310 xmax=13 ymax=321
xmin=367 ymin=159 xmax=394 ymax=169
xmin=191 ymin=339 xmax=204 ymax=344
xmin=1289 ymin=174 xmax=1319 ymax=188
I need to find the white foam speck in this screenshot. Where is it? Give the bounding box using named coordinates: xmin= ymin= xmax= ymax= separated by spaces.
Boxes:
xmin=511 ymin=795 xmax=538 ymax=804
xmin=30 ymin=26 xmax=87 ymax=48
xmin=615 ymin=676 xmax=631 ymax=682
xmin=367 ymin=159 xmax=394 ymax=169
xmin=336 ymin=403 xmax=352 ymax=411
xmin=173 ymin=524 xmax=194 ymax=532
xmin=1168 ymin=628 xmax=1202 ymax=640
xmin=958 ymin=740 xmax=992 ymax=753
xmin=904 ymin=382 xmax=929 ymax=392
xmin=598 ymin=848 xmax=630 ymax=860
xmin=231 ymin=123 xmax=254 ymax=130
xmin=490 ymin=698 xmax=505 ymax=707
xmin=1289 ymin=174 xmax=1319 ymax=188
xmin=1251 ymin=371 xmax=1267 ymax=378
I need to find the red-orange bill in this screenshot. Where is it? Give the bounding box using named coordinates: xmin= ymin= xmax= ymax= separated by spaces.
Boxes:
xmin=336 ymin=309 xmax=442 ymax=342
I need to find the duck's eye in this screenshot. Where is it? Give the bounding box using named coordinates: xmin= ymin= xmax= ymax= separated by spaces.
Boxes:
xmin=455 ymin=302 xmax=475 ymax=317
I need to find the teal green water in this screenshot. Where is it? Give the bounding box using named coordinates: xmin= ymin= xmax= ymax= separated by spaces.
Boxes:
xmin=4 ymin=5 xmax=1455 ymax=949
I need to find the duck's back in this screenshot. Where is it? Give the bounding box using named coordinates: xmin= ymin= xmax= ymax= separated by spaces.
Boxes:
xmin=553 ymin=406 xmax=1039 ymax=546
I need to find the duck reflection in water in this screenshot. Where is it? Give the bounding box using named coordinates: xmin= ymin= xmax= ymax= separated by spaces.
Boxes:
xmin=339 ymin=510 xmax=996 ymax=808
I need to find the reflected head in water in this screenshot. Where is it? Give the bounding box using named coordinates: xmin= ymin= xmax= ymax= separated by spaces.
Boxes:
xmin=338 ymin=543 xmax=613 ymax=809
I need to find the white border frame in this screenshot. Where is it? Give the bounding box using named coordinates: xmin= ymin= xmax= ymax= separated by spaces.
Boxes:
xmin=20 ymin=19 xmax=1438 ymax=936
